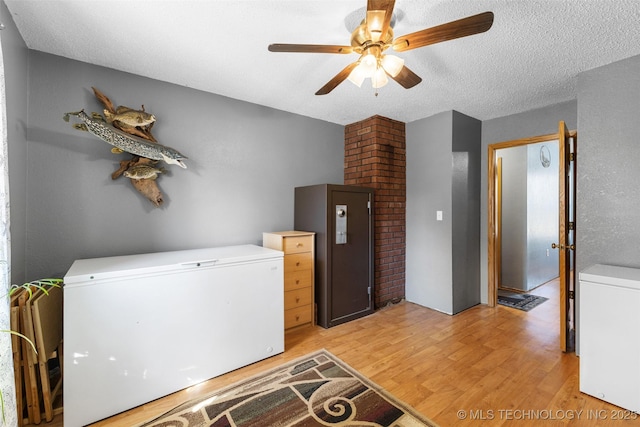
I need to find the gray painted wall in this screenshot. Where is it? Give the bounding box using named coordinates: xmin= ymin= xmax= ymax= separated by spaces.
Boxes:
xmin=23 ymin=51 xmax=344 ymax=279
xmin=406 ymin=111 xmax=453 ymax=313
xmin=575 ymin=54 xmax=640 ymax=354
xmin=576 ymin=54 xmax=640 ymax=274
xmin=480 ymin=100 xmax=577 ymax=303
xmin=1 ymin=1 xmax=28 ymax=285
xmin=451 ymin=111 xmax=481 ymax=313
xmin=406 ymin=111 xmax=481 ymax=314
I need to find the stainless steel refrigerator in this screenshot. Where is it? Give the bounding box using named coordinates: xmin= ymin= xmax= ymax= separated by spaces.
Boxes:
xmin=294 ymin=184 xmax=374 ymax=328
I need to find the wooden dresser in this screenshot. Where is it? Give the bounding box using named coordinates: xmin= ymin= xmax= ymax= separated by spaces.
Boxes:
xmin=263 ymin=231 xmax=315 ymax=331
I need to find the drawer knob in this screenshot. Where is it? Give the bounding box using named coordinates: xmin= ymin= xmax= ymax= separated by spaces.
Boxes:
xmin=296 ymin=297 xmax=300 ymax=303
xmin=295 ymin=315 xmax=300 ymax=321
xmin=295 ymin=279 xmax=300 ymax=284
xmin=296 ymin=262 xmax=300 ymax=266
xmin=296 ymin=243 xmax=303 ymax=247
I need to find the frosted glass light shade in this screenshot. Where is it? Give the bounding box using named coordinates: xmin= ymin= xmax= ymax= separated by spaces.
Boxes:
xmin=347 ymin=64 xmax=367 ymax=87
xmin=371 ymin=67 xmax=388 ymax=88
xmin=381 ymin=55 xmax=404 ymax=77
xmin=360 ymin=53 xmax=377 ymax=77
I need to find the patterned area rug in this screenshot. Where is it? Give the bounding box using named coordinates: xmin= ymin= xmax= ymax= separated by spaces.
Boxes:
xmin=498 ymin=291 xmax=548 ymax=311
xmin=138 ymin=349 xmax=437 ymax=427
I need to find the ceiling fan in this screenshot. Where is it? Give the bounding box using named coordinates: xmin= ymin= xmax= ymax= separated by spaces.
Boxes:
xmin=268 ymin=0 xmax=494 ymax=95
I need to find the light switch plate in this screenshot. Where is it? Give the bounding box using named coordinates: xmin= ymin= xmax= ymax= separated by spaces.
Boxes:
xmin=437 ymin=210 xmax=443 ymax=221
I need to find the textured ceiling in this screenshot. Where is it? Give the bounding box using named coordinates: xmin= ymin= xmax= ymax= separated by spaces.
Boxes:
xmin=4 ymin=0 xmax=640 ymax=125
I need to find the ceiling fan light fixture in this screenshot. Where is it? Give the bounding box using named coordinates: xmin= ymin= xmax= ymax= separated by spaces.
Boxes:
xmin=269 ymin=1 xmax=494 ymax=95
xmin=381 ymin=54 xmax=404 ymax=77
xmin=360 ymin=52 xmax=378 ymax=76
xmin=347 ymin=64 xmax=367 ymax=87
xmin=371 ymin=67 xmax=389 ymax=89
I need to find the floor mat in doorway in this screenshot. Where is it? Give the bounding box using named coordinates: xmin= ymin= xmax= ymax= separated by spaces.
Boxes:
xmin=497 ymin=292 xmax=548 ymax=311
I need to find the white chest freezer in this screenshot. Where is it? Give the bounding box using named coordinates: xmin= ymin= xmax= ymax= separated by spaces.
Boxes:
xmin=579 ymin=264 xmax=640 ymax=412
xmin=63 ymin=245 xmax=284 ymax=427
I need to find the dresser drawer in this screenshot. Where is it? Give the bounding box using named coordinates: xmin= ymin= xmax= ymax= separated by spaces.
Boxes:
xmin=285 ymin=269 xmax=311 ymax=291
xmin=284 ymin=253 xmax=312 ymax=273
xmin=285 ymin=305 xmax=312 ymax=329
xmin=283 ymin=235 xmax=314 ymax=254
xmin=285 ymin=287 xmax=312 ymax=309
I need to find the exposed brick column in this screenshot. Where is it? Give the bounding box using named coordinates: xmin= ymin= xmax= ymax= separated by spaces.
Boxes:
xmin=344 ymin=115 xmax=406 ymax=308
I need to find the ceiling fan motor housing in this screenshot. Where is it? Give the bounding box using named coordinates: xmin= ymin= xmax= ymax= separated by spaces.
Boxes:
xmin=351 ymin=22 xmax=394 ymax=50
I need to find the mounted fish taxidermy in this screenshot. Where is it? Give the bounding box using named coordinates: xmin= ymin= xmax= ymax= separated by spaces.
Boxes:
xmin=123 ymin=164 xmax=165 ymax=180
xmin=64 ymin=87 xmax=188 ymax=207
xmin=104 ymin=108 xmax=156 ymax=128
xmin=63 ymin=110 xmax=187 ymax=168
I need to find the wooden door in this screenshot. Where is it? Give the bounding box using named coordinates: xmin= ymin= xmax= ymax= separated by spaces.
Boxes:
xmin=556 ymin=121 xmax=577 ymax=352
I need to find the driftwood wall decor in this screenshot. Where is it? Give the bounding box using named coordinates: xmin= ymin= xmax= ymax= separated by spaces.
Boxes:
xmin=64 ymin=87 xmax=188 ymax=207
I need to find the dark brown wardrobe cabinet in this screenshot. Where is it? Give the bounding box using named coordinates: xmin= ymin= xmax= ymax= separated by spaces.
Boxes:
xmin=294 ymin=184 xmax=374 ymax=328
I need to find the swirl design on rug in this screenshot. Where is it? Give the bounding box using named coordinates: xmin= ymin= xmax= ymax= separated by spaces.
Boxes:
xmin=138 ymin=350 xmax=438 ymax=427
xmin=308 ymin=378 xmax=362 ymax=424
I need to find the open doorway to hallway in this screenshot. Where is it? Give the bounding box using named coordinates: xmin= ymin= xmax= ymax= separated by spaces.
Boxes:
xmin=488 ymin=122 xmax=577 ymax=352
xmin=495 ymin=141 xmax=559 ymax=297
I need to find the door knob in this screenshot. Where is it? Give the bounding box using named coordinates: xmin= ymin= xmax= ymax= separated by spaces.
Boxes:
xmin=551 ymin=243 xmax=563 ymax=250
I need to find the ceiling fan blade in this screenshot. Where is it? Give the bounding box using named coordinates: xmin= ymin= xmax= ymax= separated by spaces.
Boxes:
xmin=268 ymin=44 xmax=354 ymax=54
xmin=389 ymin=65 xmax=422 ymax=89
xmin=392 ymin=11 xmax=494 ymax=52
xmin=315 ymin=62 xmax=359 ymax=95
xmin=367 ymin=0 xmax=395 ymax=42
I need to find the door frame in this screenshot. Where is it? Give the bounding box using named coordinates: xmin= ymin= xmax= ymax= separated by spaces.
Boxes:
xmin=487 ymin=129 xmax=577 ymax=308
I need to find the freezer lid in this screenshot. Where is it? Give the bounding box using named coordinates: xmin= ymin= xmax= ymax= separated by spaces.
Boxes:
xmin=579 ymin=264 xmax=640 ymax=290
xmin=64 ymin=244 xmax=283 ymax=285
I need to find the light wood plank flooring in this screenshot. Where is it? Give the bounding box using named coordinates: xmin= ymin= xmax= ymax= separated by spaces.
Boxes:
xmin=46 ymin=279 xmax=639 ymax=426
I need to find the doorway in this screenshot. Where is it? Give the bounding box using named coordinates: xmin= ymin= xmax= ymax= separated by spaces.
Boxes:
xmin=488 ymin=122 xmax=577 ymax=352
xmin=496 ymin=141 xmax=559 ymax=294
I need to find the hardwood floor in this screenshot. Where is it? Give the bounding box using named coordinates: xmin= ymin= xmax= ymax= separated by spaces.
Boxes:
xmin=46 ymin=280 xmax=639 ymax=426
